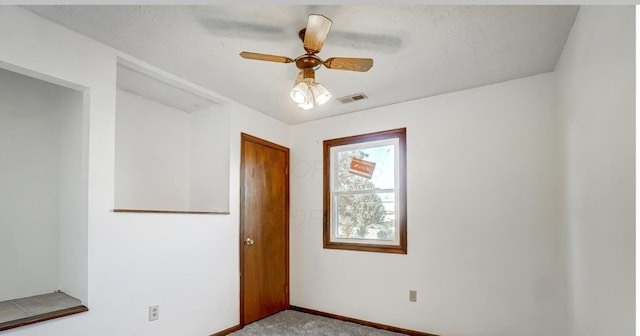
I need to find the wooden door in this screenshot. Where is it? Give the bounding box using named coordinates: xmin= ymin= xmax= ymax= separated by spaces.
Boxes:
xmin=240 ymin=133 xmax=289 ymax=325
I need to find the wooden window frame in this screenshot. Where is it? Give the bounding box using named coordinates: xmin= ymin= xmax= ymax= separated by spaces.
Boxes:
xmin=323 ymin=128 xmax=407 ymax=254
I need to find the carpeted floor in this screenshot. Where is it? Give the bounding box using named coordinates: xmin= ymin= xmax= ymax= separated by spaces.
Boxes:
xmin=228 ymin=310 xmax=406 ymax=336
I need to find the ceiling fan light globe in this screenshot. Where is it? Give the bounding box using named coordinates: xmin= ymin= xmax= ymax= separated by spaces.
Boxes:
xmin=316 ymin=93 xmax=331 ymax=105
xmin=290 ymin=82 xmax=309 ymax=104
xmin=311 ymin=83 xmax=331 ymax=105
xmin=290 ymin=90 xmax=307 ymax=104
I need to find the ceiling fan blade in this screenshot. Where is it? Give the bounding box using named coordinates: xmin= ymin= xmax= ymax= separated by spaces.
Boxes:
xmin=303 ymin=14 xmax=332 ymax=54
xmin=323 ymin=57 xmax=374 ymax=72
xmin=239 ymin=51 xmax=294 ymax=63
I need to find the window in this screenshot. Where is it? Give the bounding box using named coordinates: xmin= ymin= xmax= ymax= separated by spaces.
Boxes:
xmin=323 ymin=128 xmax=407 ymax=254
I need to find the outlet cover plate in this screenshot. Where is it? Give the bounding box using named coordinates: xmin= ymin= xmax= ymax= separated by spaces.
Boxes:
xmin=149 ymin=305 xmax=159 ymax=321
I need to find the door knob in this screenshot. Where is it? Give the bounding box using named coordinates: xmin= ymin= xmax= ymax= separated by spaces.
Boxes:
xmin=245 ymin=238 xmax=255 ymax=245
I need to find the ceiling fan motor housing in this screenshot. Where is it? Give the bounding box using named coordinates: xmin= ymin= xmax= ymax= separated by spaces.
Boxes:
xmin=295 ymin=54 xmax=323 ymax=70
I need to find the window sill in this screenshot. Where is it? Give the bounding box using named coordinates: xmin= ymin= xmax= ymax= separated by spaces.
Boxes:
xmin=0 ymin=292 xmax=88 ymax=332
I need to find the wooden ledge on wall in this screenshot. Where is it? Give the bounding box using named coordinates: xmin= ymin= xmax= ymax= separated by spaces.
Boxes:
xmin=113 ymin=209 xmax=230 ymax=215
xmin=0 ymin=292 xmax=88 ymax=332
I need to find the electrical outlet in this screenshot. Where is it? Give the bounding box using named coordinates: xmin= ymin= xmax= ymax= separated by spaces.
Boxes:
xmin=409 ymin=290 xmax=417 ymax=302
xmin=149 ymin=305 xmax=159 ymax=321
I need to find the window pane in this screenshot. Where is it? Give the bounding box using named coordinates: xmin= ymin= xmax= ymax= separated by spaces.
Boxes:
xmin=335 ymin=192 xmax=396 ymax=241
xmin=336 ymin=144 xmax=395 ymax=192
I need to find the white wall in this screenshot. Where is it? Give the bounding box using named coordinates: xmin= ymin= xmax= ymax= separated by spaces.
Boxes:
xmin=189 ymin=105 xmax=230 ymax=212
xmin=0 ymin=6 xmax=289 ymax=336
xmin=0 ymin=66 xmax=84 ymax=302
xmin=290 ymin=73 xmax=565 ymax=336
xmin=115 ymin=90 xmax=231 ymax=212
xmin=115 ymin=89 xmax=192 ymax=211
xmin=0 ymin=67 xmax=62 ymax=300
xmin=556 ymin=6 xmax=635 ymax=336
xmin=56 ymin=69 xmax=87 ymax=303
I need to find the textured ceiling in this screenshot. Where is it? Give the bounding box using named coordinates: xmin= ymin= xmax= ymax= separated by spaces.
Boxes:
xmin=26 ymin=5 xmax=579 ymax=124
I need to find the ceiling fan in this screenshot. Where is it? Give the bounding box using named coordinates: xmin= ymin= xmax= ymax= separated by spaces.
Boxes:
xmin=239 ymin=14 xmax=374 ymax=110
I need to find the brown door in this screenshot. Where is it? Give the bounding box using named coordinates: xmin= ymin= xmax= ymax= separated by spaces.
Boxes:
xmin=240 ymin=133 xmax=289 ymax=325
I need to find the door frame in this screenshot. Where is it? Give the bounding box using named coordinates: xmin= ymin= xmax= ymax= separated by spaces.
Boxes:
xmin=239 ymin=132 xmax=290 ymax=327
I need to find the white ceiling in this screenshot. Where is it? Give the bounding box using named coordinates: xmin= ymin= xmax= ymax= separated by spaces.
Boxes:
xmin=26 ymin=5 xmax=579 ymax=124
